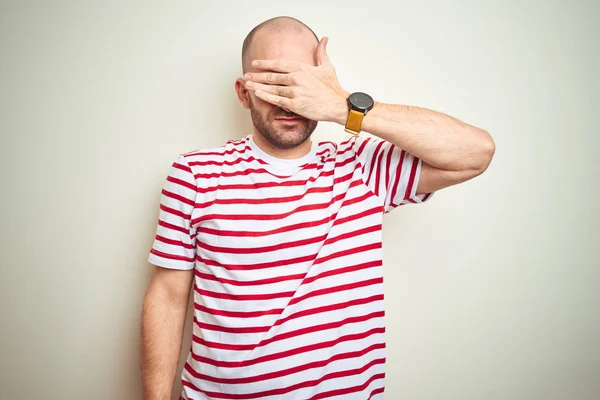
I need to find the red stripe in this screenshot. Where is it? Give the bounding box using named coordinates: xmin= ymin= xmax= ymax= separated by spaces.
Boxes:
xmin=195 ymin=270 xmax=305 ymax=286
xmin=342 ymin=190 xmax=378 ymax=208
xmin=196 ymin=210 xmax=333 ymax=236
xmin=373 ymin=142 xmax=386 ymax=197
xmin=194 ymin=274 xmax=381 ymax=307
xmin=404 ymin=156 xmax=419 ymax=200
xmin=322 ymin=224 xmax=381 ymax=247
xmin=313 ymin=242 xmax=382 ymax=266
xmin=159 ymin=204 xmax=191 ymax=220
xmin=172 ymin=161 xmax=192 ymax=174
xmin=181 ymin=136 xmax=349 ymax=184
xmin=188 ymin=154 xmax=314 ymax=180
xmin=192 ymin=335 xmax=256 ymax=351
xmin=192 ymin=171 xmax=360 ymax=224
xmin=366 ymin=140 xmax=384 ymax=188
xmin=193 ymin=329 xmax=384 ymax=369
xmin=194 ymin=276 xmax=381 ymax=321
xmin=188 ymin=155 xmax=358 ymax=195
xmin=195 ymin=310 xmax=385 ymax=352
xmin=195 ymin=240 xmax=381 ymax=272
xmin=149 ymin=248 xmax=193 ymax=263
xmin=193 ymin=302 xmax=284 ymax=319
xmin=309 ymin=370 xmax=385 ymax=400
xmin=185 ymin=141 xmax=342 ymax=182
xmin=186 ymin=140 xmax=348 ymax=165
xmin=194 ymin=286 xmax=295 ymax=302
xmin=302 ymin=260 xmax=382 ymax=286
xmin=194 ymin=317 xmax=270 ymax=333
xmin=195 ymin=190 xmax=377 ymax=238
xmin=288 ymin=277 xmax=383 ymax=307
xmin=331 ymin=204 xmax=382 ymax=227
xmin=197 ymin=224 xmax=379 ymax=255
xmin=356 ymin=136 xmax=369 ymax=157
xmin=157 ymin=219 xmax=188 ymax=235
xmin=185 ymin=337 xmax=385 ymax=384
xmin=197 ymin=252 xmax=317 ymax=271
xmin=184 ymin=143 xmax=248 ymax=158
xmin=276 ymin=293 xmax=383 ymax=328
xmin=369 ymin=386 xmax=385 ymax=399
xmin=167 ymin=175 xmax=196 ymax=191
xmin=197 ymin=232 xmax=328 ymax=254
xmin=385 ymin=144 xmax=394 ymax=193
xmin=389 ymin=149 xmax=406 ymax=206
xmin=192 ymin=188 xmax=346 ymax=225
xmin=155 ymin=234 xmax=193 ymax=249
xmin=195 ymin=280 xmax=382 ymax=324
xmin=194 ymin=182 xmax=334 ymax=208
xmin=182 ymin=357 xmax=386 ymax=399
xmin=192 ymin=154 xmax=341 ymax=180
xmin=184 ymin=138 xmax=247 ymax=157
xmin=195 ymin=259 xmax=380 ymax=292
xmin=161 ymin=189 xmax=195 ymax=206
xmin=195 ymin=293 xmax=383 ymax=338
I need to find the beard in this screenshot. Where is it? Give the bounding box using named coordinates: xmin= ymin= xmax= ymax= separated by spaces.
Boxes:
xmin=249 ymin=96 xmax=318 ymax=149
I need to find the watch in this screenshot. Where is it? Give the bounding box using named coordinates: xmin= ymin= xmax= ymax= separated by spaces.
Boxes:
xmin=344 ymin=92 xmax=374 ymax=136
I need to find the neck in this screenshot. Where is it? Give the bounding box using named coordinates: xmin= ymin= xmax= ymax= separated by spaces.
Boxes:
xmin=251 ymin=130 xmax=313 ymax=160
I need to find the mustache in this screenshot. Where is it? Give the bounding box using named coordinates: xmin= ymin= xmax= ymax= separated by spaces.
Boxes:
xmin=274 ymin=109 xmax=303 ymax=119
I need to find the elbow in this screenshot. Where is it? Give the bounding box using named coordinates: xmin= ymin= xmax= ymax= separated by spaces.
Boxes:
xmin=465 ymin=129 xmax=496 ymax=179
xmin=472 ymin=129 xmax=495 ymax=176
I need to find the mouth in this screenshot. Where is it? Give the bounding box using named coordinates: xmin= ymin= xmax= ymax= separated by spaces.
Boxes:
xmin=276 ymin=117 xmax=304 ymax=123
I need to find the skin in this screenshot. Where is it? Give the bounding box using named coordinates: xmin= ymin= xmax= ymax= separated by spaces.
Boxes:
xmin=234 ymin=25 xmax=324 ymax=158
xmin=142 ymin=18 xmax=495 ymax=400
xmin=141 ymin=266 xmax=192 ymax=400
xmin=236 ymin=24 xmax=495 ymax=195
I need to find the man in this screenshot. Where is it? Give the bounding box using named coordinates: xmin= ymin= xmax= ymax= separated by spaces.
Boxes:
xmin=141 ymin=16 xmax=494 ymax=400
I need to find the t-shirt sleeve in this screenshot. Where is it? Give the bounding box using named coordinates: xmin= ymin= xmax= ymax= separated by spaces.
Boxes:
xmin=148 ymin=154 xmax=197 ymax=270
xmin=353 ymin=134 xmax=434 ymax=214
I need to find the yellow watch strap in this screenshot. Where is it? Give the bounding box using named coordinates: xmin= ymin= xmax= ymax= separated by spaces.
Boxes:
xmin=344 ymin=109 xmax=365 ymax=136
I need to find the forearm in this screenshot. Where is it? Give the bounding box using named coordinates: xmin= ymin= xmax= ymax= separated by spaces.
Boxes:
xmin=141 ymin=287 xmax=188 ymax=400
xmin=336 ymin=101 xmax=494 ymax=172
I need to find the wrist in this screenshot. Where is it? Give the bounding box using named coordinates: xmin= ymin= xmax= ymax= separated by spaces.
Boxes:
xmin=331 ymin=90 xmax=350 ymax=125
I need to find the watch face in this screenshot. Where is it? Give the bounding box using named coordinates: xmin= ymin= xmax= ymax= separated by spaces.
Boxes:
xmin=348 ymin=92 xmax=374 ymax=112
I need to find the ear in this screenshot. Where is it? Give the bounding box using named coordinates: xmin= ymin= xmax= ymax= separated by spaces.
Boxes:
xmin=234 ymin=78 xmax=251 ymax=109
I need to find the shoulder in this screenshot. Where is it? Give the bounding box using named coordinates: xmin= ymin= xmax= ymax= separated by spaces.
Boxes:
xmin=179 ymin=136 xmax=249 ymax=171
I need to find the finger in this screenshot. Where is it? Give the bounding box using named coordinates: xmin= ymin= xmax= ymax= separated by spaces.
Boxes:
xmin=245 ymin=81 xmax=293 ymax=98
xmin=316 ymin=37 xmax=331 ymax=67
xmin=254 ymin=89 xmax=293 ymax=109
xmin=245 ymin=72 xmax=293 ymax=86
xmin=251 ymin=59 xmax=305 ymax=73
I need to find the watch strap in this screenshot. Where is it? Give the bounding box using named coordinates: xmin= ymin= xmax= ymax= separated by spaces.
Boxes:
xmin=344 ymin=109 xmax=365 ymax=136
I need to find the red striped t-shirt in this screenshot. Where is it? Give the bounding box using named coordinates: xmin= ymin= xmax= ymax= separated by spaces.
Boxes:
xmin=148 ymin=132 xmax=433 ymax=399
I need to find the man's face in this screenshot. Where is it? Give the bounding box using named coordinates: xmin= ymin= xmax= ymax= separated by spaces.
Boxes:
xmin=247 ymin=94 xmax=318 ymax=149
xmin=244 ymin=28 xmax=319 ymax=149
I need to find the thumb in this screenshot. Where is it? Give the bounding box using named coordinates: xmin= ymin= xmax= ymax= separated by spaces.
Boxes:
xmin=316 ymin=37 xmax=331 ymax=67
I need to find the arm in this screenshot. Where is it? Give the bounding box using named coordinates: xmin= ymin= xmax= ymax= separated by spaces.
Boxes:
xmin=244 ymin=37 xmax=495 ymax=195
xmin=334 ymin=101 xmax=496 ymax=195
xmin=141 ymin=266 xmax=193 ymax=400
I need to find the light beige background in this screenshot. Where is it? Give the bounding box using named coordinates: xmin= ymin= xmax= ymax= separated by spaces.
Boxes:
xmin=1 ymin=1 xmax=598 ymax=399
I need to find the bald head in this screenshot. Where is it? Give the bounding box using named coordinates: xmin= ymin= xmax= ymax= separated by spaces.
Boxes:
xmin=241 ymin=16 xmax=319 ymax=73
